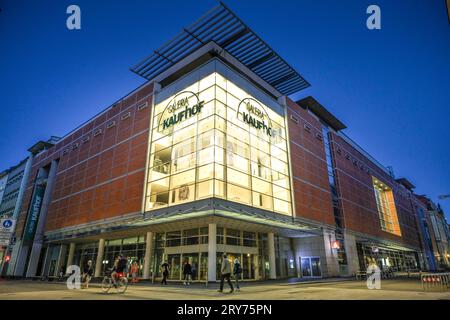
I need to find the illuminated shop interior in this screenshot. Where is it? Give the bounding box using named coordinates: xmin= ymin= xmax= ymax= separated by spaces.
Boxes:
xmin=372 ymin=177 xmax=401 ymax=236
xmin=145 ymin=60 xmax=292 ymax=216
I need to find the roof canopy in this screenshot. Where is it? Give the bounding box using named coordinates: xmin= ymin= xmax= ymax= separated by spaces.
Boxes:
xmin=131 ymin=2 xmax=310 ymax=96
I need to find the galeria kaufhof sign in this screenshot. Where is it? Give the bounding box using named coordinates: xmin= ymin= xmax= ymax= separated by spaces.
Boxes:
xmin=158 ymin=91 xmax=274 ymax=137
xmin=159 ymin=91 xmax=204 ymax=131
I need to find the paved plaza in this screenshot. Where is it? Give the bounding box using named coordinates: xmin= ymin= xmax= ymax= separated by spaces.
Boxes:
xmin=0 ymin=278 xmax=449 ymax=300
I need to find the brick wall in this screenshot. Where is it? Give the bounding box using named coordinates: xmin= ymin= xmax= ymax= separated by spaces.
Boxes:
xmin=286 ymin=98 xmax=335 ymax=225
xmin=15 ymin=82 xmax=154 ymax=237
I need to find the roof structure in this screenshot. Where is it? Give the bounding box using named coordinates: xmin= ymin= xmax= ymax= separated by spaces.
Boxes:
xmin=131 ymin=2 xmax=310 ymax=96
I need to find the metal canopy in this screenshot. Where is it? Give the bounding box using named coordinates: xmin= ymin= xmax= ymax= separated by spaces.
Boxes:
xmin=131 ymin=2 xmax=310 ymax=96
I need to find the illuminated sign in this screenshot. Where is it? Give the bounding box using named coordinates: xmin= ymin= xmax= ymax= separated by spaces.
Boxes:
xmin=238 ymin=98 xmax=273 ymax=136
xmin=159 ymin=91 xmax=204 ymax=131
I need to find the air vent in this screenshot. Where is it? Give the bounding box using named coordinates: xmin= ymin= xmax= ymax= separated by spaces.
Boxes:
xmin=290 ymin=115 xmax=299 ymax=124
xmin=137 ymin=102 xmax=148 ymax=110
xmin=82 ymin=136 xmax=90 ymax=144
xmin=107 ymin=121 xmax=116 ymax=129
xmin=304 ymin=124 xmax=311 ymax=133
xmin=72 ymin=143 xmax=79 ymax=150
xmin=121 ymin=112 xmax=131 ymax=120
xmin=315 ymin=133 xmax=322 ymax=141
xmin=93 ymin=129 xmax=102 ymax=137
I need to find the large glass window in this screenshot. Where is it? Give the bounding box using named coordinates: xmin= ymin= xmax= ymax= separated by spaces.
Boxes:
xmin=372 ymin=177 xmax=401 ymax=236
xmin=145 ymin=67 xmax=292 ymax=215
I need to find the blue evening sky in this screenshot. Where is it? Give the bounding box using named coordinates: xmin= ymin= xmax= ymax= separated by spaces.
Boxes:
xmin=0 ymin=0 xmax=449 ymax=219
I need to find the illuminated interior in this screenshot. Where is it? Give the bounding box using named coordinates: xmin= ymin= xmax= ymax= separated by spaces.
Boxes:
xmin=144 ymin=63 xmax=292 ymax=216
xmin=372 ymin=177 xmax=401 ymax=236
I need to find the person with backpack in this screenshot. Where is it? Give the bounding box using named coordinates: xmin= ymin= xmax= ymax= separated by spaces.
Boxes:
xmin=233 ymin=258 xmax=242 ymax=291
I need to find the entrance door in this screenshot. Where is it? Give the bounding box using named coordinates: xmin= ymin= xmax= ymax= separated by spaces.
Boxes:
xmin=167 ymin=254 xmax=181 ymax=280
xmin=300 ymin=257 xmax=322 ymax=278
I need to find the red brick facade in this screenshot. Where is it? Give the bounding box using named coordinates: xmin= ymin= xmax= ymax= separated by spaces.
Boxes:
xmin=16 ymin=83 xmax=154 ymax=237
xmin=330 ymin=133 xmax=420 ymax=248
xmin=286 ymin=98 xmax=335 ymax=226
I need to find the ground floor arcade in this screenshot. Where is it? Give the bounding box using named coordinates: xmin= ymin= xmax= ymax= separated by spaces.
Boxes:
xmin=28 ymin=216 xmax=423 ymax=282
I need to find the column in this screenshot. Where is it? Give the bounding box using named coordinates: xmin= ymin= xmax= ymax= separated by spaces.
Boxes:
xmin=292 ymin=238 xmax=301 ymax=278
xmin=207 ymin=223 xmax=217 ymax=282
xmin=143 ymin=231 xmax=154 ymax=280
xmin=322 ymin=230 xmax=340 ymax=277
xmin=268 ymin=232 xmax=276 ymax=279
xmin=94 ymin=238 xmax=105 ymax=278
xmin=65 ymin=243 xmax=76 ymax=274
xmin=26 ymin=159 xmax=59 ymax=277
xmin=343 ymin=231 xmax=359 ymax=276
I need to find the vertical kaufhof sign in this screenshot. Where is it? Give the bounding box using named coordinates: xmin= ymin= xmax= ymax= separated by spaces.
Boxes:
xmin=238 ymin=98 xmax=273 ymax=136
xmin=159 ymin=91 xmax=204 ymax=131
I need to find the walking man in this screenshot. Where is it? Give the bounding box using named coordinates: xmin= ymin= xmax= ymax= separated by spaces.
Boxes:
xmin=183 ymin=258 xmax=192 ymax=286
xmin=218 ymin=254 xmax=234 ymax=293
xmin=161 ymin=261 xmax=170 ymax=285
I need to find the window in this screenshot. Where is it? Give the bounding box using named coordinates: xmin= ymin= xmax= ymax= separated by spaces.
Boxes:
xmin=144 ymin=69 xmax=292 ymax=215
xmin=226 ymin=229 xmax=241 ymax=246
xmin=372 ymin=177 xmax=401 ymax=236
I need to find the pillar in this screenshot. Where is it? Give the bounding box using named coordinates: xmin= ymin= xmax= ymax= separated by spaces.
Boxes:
xmin=94 ymin=238 xmax=105 ymax=278
xmin=143 ymin=231 xmax=154 ymax=280
xmin=208 ymin=223 xmax=217 ymax=282
xmin=322 ymin=230 xmax=340 ymax=277
xmin=343 ymin=231 xmax=359 ymax=276
xmin=65 ymin=243 xmax=76 ymax=274
xmin=26 ymin=159 xmax=59 ymax=277
xmin=268 ymin=232 xmax=276 ymax=279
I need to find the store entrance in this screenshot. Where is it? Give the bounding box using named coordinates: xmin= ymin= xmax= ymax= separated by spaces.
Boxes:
xmin=300 ymin=257 xmax=322 ymax=278
xmin=217 ymin=252 xmax=259 ymax=280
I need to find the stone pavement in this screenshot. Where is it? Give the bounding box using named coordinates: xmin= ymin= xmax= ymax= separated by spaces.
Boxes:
xmin=0 ymin=278 xmax=449 ymax=300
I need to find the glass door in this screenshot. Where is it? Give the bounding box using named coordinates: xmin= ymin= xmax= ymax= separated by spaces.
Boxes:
xmin=300 ymin=257 xmax=322 ymax=278
xmin=168 ymin=254 xmax=181 ymax=280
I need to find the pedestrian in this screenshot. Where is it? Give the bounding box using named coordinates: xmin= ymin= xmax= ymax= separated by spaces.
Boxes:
xmin=218 ymin=254 xmax=234 ymax=293
xmin=161 ymin=261 xmax=170 ymax=285
xmin=81 ymin=260 xmax=94 ymax=289
xmin=233 ymin=258 xmax=242 ymax=291
xmin=130 ymin=261 xmax=139 ymax=284
xmin=183 ymin=258 xmax=192 ymax=286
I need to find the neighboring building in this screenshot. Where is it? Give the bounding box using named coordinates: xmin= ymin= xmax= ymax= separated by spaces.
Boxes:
xmin=0 ymin=137 xmax=59 ymax=276
xmin=417 ymin=196 xmax=450 ymax=270
xmin=0 ymin=171 xmax=8 ymax=204
xmin=5 ymin=3 xmax=435 ymax=280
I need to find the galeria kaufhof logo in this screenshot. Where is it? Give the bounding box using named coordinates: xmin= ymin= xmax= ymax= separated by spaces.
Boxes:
xmin=238 ymin=98 xmax=273 ymax=137
xmin=159 ymin=91 xmax=204 ymax=131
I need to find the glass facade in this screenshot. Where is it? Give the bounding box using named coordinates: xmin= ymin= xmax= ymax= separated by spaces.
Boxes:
xmin=144 ymin=61 xmax=292 ymax=216
xmin=372 ymin=177 xmax=401 ymax=236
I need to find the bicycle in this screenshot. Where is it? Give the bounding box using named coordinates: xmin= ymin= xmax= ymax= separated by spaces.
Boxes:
xmin=101 ymin=269 xmax=128 ymax=294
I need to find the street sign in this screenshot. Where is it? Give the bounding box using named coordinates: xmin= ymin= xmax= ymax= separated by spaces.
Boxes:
xmin=0 ymin=218 xmax=16 ymax=247
xmin=1 ymin=218 xmax=16 ymax=231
